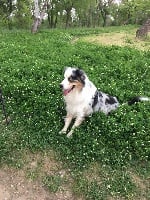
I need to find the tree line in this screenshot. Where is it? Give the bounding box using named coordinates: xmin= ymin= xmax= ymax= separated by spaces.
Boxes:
xmin=0 ymin=0 xmax=150 ymax=31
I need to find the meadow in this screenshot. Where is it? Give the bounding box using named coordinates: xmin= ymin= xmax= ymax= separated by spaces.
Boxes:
xmin=0 ymin=26 xmax=150 ymax=199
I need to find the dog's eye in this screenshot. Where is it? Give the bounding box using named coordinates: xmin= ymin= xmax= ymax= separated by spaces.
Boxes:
xmin=68 ymin=76 xmax=74 ymax=82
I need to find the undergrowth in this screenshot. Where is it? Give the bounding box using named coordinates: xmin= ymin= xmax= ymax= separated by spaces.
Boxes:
xmin=0 ymin=27 xmax=150 ymax=199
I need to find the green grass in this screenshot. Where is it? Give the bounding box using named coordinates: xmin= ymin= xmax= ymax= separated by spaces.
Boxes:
xmin=0 ymin=26 xmax=150 ymax=199
xmin=43 ymin=174 xmax=65 ymax=193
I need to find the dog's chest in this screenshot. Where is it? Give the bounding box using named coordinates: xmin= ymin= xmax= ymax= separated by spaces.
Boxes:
xmin=64 ymin=90 xmax=93 ymax=116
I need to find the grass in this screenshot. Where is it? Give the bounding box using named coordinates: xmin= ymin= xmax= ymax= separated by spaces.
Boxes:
xmin=0 ymin=25 xmax=150 ymax=199
xmin=80 ymin=28 xmax=150 ymax=51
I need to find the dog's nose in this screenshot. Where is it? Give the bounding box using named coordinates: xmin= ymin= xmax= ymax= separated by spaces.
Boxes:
xmin=60 ymin=84 xmax=63 ymax=89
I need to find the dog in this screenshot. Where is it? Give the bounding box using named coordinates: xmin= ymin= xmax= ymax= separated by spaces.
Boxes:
xmin=60 ymin=67 xmax=149 ymax=137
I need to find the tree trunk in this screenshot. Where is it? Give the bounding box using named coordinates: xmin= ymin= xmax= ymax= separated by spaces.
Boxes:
xmin=8 ymin=0 xmax=13 ymax=30
xmin=65 ymin=3 xmax=73 ymax=29
xmin=136 ymin=18 xmax=150 ymax=38
xmin=101 ymin=10 xmax=107 ymax=27
xmin=54 ymin=14 xmax=58 ymax=28
xmin=31 ymin=0 xmax=39 ymax=33
xmin=50 ymin=9 xmax=54 ymax=28
xmin=31 ymin=18 xmax=40 ymax=33
xmin=65 ymin=10 xmax=71 ymax=28
xmin=47 ymin=12 xmax=51 ymax=27
xmin=31 ymin=0 xmax=47 ymax=33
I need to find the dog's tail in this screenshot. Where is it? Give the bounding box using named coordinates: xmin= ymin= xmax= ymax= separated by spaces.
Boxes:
xmin=127 ymin=96 xmax=150 ymax=105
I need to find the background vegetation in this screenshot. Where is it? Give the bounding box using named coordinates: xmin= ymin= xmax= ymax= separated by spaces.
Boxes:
xmin=0 ymin=26 xmax=150 ymax=199
xmin=0 ymin=0 xmax=150 ymax=31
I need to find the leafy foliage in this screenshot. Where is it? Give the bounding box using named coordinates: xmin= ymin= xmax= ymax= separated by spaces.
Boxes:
xmin=0 ymin=28 xmax=150 ymax=172
xmin=43 ymin=174 xmax=64 ymax=193
xmin=0 ymin=0 xmax=150 ymax=29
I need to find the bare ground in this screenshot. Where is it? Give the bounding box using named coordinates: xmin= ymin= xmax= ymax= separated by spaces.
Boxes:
xmin=81 ymin=31 xmax=150 ymax=51
xmin=0 ymin=158 xmax=149 ymax=200
xmin=0 ymin=151 xmax=77 ymax=200
xmin=0 ymin=167 xmax=52 ymax=200
xmin=0 ymin=152 xmax=150 ymax=200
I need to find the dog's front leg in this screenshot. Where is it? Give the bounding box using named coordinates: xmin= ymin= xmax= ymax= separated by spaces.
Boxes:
xmin=60 ymin=114 xmax=73 ymax=134
xmin=67 ymin=117 xmax=84 ymax=138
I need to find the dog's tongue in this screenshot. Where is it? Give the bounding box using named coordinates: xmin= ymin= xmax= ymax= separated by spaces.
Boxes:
xmin=63 ymin=89 xmax=71 ymax=96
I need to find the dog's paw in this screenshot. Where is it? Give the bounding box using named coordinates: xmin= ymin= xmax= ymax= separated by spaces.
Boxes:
xmin=66 ymin=130 xmax=73 ymax=138
xmin=59 ymin=129 xmax=66 ymax=135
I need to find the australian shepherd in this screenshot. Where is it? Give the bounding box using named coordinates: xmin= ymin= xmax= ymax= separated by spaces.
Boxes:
xmin=60 ymin=67 xmax=149 ymax=137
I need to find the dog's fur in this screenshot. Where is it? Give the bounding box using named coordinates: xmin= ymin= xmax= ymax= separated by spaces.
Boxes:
xmin=60 ymin=67 xmax=149 ymax=137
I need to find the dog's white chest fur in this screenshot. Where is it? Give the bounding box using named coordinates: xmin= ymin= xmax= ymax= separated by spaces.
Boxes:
xmin=64 ymin=81 xmax=96 ymax=118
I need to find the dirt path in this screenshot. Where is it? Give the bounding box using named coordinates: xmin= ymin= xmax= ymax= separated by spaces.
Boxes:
xmin=0 ymin=167 xmax=51 ymax=200
xmin=0 ymin=144 xmax=85 ymax=200
xmin=0 ymin=167 xmax=75 ymax=200
xmin=81 ymin=32 xmax=150 ymax=51
xmin=0 ymin=150 xmax=77 ymax=200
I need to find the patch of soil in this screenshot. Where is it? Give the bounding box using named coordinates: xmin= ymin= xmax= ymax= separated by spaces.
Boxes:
xmin=0 ymin=167 xmax=52 ymax=200
xmin=81 ymin=32 xmax=150 ymax=51
xmin=0 ymin=151 xmax=77 ymax=200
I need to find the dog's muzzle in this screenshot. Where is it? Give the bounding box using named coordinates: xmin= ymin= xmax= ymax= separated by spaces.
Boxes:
xmin=60 ymin=84 xmax=75 ymax=96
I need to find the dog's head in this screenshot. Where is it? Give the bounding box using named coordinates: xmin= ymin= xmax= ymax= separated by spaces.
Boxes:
xmin=60 ymin=67 xmax=86 ymax=96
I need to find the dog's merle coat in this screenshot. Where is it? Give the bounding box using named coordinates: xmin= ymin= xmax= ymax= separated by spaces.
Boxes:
xmin=91 ymin=90 xmax=119 ymax=114
xmin=60 ymin=67 xmax=149 ymax=137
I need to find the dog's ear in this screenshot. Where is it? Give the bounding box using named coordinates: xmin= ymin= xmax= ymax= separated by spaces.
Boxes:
xmin=63 ymin=66 xmax=71 ymax=76
xmin=64 ymin=66 xmax=69 ymax=73
xmin=76 ymin=69 xmax=86 ymax=83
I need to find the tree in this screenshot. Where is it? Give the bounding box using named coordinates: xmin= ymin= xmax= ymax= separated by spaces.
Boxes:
xmin=76 ymin=1 xmax=97 ymax=27
xmin=47 ymin=0 xmax=61 ymax=28
xmin=61 ymin=0 xmax=73 ymax=28
xmin=116 ymin=0 xmax=150 ymax=25
xmin=7 ymin=0 xmax=13 ymax=29
xmin=133 ymin=0 xmax=150 ymax=24
xmin=97 ymin=0 xmax=114 ymax=27
xmin=0 ymin=0 xmax=16 ymax=29
xmin=136 ymin=18 xmax=150 ymax=38
xmin=60 ymin=0 xmax=95 ymax=28
xmin=31 ymin=0 xmax=48 ymax=33
xmin=15 ymin=0 xmax=32 ymax=29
